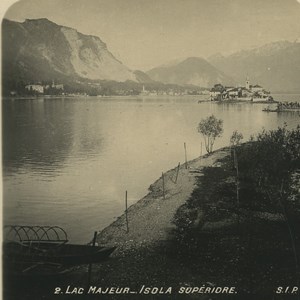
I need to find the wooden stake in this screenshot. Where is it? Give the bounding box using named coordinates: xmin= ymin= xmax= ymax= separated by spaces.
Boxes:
xmin=162 ymin=172 xmax=165 ymax=199
xmin=200 ymin=142 xmax=203 ymax=156
xmin=87 ymin=231 xmax=98 ymax=285
xmin=200 ymin=142 xmax=203 ymax=165
xmin=234 ymin=149 xmax=239 ymax=205
xmin=125 ymin=190 xmax=129 ymax=233
xmin=184 ymin=142 xmax=188 ymax=169
xmin=174 ymin=162 xmax=180 ymax=184
xmin=92 ymin=231 xmax=98 ymax=245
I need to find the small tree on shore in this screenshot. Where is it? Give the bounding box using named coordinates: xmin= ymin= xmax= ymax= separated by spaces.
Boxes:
xmin=230 ymin=130 xmax=243 ymax=147
xmin=197 ymin=115 xmax=223 ymax=153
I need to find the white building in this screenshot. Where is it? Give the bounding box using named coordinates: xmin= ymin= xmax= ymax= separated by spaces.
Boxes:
xmin=250 ymin=84 xmax=264 ymax=93
xmin=25 ymin=84 xmax=44 ymax=94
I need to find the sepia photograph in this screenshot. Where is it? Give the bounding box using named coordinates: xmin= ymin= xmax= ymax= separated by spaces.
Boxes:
xmin=1 ymin=0 xmax=300 ymax=299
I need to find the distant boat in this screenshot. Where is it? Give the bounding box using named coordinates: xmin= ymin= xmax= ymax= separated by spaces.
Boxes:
xmin=263 ymin=101 xmax=300 ymax=112
xmin=262 ymin=108 xmax=278 ymax=112
xmin=263 ymin=108 xmax=300 ymax=112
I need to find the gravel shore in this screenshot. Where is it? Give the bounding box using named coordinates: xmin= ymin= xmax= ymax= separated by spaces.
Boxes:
xmin=97 ymin=148 xmax=230 ymax=255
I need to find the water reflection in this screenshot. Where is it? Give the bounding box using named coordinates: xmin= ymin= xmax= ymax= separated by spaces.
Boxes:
xmin=3 ymin=100 xmax=72 ymax=174
xmin=2 ymin=99 xmax=105 ymax=176
xmin=2 ymin=96 xmax=299 ymax=243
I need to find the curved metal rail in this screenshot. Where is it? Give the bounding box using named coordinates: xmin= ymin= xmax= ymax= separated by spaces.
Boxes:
xmin=4 ymin=225 xmax=68 ymax=244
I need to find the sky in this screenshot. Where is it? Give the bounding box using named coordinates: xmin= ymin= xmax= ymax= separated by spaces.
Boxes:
xmin=2 ymin=0 xmax=300 ymax=71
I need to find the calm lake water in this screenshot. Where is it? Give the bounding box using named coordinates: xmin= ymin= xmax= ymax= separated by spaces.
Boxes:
xmin=2 ymin=95 xmax=300 ymax=243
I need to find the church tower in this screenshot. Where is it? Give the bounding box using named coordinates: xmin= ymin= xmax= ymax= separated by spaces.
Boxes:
xmin=245 ymin=76 xmax=250 ymax=90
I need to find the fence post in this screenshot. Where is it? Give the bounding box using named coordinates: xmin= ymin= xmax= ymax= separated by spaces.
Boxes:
xmin=174 ymin=162 xmax=180 ymax=183
xmin=87 ymin=231 xmax=98 ymax=285
xmin=184 ymin=142 xmax=188 ymax=169
xmin=200 ymin=142 xmax=203 ymax=157
xmin=162 ymin=172 xmax=165 ymax=199
xmin=125 ymin=190 xmax=129 ymax=233
xmin=234 ymin=149 xmax=239 ymax=205
xmin=200 ymin=142 xmax=203 ymax=165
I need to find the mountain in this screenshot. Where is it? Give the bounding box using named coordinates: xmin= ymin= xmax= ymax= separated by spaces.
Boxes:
xmin=2 ymin=18 xmax=142 ymax=84
xmin=208 ymin=41 xmax=300 ymax=92
xmin=146 ymin=57 xmax=234 ymax=87
xmin=133 ymin=70 xmax=154 ymax=83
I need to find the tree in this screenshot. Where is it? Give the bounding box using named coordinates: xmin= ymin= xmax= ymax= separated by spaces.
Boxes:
xmin=237 ymin=125 xmax=300 ymax=188
xmin=197 ymin=115 xmax=223 ymax=153
xmin=230 ymin=130 xmax=243 ymax=147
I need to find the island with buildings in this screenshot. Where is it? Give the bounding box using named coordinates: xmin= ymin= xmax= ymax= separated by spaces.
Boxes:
xmin=209 ymin=78 xmax=274 ymax=103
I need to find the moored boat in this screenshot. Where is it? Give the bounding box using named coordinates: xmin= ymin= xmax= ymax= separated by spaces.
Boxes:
xmin=262 ymin=108 xmax=278 ymax=112
xmin=3 ymin=260 xmax=78 ymax=277
xmin=263 ymin=101 xmax=300 ymax=112
xmin=3 ymin=241 xmax=116 ymax=266
xmin=3 ymin=225 xmax=116 ymax=276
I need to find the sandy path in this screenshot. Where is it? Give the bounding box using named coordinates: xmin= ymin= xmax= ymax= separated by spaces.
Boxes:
xmin=97 ymin=148 xmax=229 ymax=254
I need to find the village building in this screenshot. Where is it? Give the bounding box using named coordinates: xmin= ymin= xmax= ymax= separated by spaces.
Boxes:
xmin=250 ymin=84 xmax=264 ymax=93
xmin=25 ymin=84 xmax=44 ymax=94
xmin=53 ymin=84 xmax=64 ymax=90
xmin=225 ymin=87 xmax=239 ymax=97
xmin=52 ymin=83 xmax=64 ymax=90
xmin=240 ymin=88 xmax=253 ymax=98
xmin=51 ymin=80 xmax=64 ymax=90
xmin=210 ymin=84 xmax=225 ymax=99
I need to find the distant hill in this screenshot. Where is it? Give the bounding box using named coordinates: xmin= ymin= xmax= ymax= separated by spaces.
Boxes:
xmin=2 ymin=18 xmax=143 ymax=85
xmin=133 ymin=70 xmax=154 ymax=83
xmin=146 ymin=57 xmax=234 ymax=87
xmin=208 ymin=41 xmax=300 ymax=92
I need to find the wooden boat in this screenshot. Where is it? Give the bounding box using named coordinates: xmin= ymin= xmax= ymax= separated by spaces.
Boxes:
xmin=3 ymin=260 xmax=78 ymax=277
xmin=3 ymin=241 xmax=116 ymax=267
xmin=3 ymin=225 xmax=116 ymax=277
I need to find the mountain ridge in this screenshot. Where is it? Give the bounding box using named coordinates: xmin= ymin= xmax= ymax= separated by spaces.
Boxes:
xmin=2 ymin=18 xmax=145 ymax=84
xmin=3 ymin=18 xmax=299 ymax=93
xmin=146 ymin=57 xmax=235 ymax=87
xmin=208 ymin=40 xmax=300 ymax=92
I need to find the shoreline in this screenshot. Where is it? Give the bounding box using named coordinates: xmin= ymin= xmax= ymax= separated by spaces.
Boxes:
xmin=96 ymin=147 xmax=230 ymax=255
xmin=2 ymin=94 xmax=206 ymax=100
xmin=7 ymin=131 xmax=299 ymax=298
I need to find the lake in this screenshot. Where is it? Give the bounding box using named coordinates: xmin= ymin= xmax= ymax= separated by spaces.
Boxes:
xmin=2 ymin=95 xmax=300 ymax=243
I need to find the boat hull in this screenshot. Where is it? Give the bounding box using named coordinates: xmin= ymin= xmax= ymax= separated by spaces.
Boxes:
xmin=3 ymin=241 xmax=116 ymax=268
xmin=263 ymin=108 xmax=300 ymax=112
